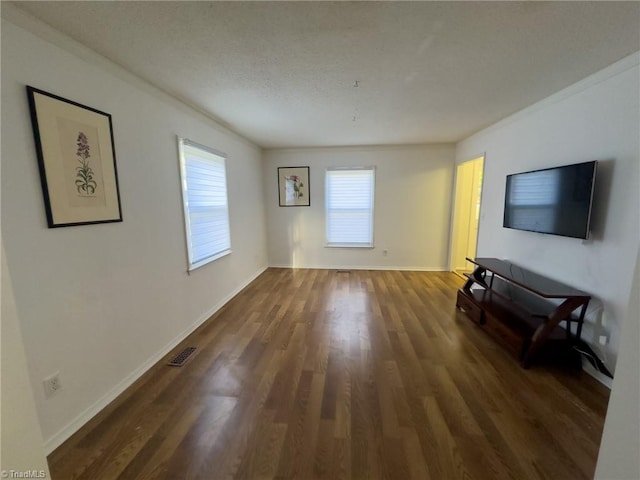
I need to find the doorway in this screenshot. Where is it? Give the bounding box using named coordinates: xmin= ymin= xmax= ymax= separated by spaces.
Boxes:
xmin=450 ymin=156 xmax=484 ymax=277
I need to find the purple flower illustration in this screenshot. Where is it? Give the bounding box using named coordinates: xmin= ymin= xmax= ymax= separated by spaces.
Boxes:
xmin=75 ymin=132 xmax=97 ymax=195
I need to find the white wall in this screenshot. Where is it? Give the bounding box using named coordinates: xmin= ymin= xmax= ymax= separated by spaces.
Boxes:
xmin=456 ymin=54 xmax=640 ymax=376
xmin=1 ymin=247 xmax=51 ymax=472
xmin=595 ymin=246 xmax=640 ymax=480
xmin=264 ymin=145 xmax=455 ymax=270
xmin=1 ymin=13 xmax=267 ymax=453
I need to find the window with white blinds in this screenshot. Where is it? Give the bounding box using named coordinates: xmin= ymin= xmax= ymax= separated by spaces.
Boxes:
xmin=178 ymin=138 xmax=231 ymax=271
xmin=325 ymin=167 xmax=375 ymax=247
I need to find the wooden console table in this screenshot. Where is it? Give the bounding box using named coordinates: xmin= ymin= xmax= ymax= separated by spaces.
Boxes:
xmin=456 ymin=257 xmax=591 ymax=368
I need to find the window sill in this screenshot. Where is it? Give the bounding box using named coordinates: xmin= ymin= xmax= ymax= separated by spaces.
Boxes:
xmin=325 ymin=244 xmax=374 ymax=249
xmin=188 ymin=249 xmax=232 ymax=272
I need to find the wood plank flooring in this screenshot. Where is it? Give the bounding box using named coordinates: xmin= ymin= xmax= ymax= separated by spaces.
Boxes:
xmin=48 ymin=269 xmax=610 ymax=479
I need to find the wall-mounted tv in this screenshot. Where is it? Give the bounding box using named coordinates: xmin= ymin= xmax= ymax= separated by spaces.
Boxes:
xmin=503 ymin=161 xmax=597 ymax=239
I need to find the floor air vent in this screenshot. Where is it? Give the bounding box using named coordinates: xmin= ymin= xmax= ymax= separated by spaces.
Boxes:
xmin=168 ymin=347 xmax=197 ymax=367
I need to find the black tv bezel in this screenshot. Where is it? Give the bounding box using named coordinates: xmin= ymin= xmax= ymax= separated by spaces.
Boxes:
xmin=503 ymin=160 xmax=598 ymax=240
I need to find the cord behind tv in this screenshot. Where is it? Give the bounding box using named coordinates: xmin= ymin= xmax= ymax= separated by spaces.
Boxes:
xmin=573 ymin=340 xmax=613 ymax=378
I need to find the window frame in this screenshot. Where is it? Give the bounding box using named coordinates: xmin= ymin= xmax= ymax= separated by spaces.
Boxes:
xmin=325 ymin=166 xmax=376 ymax=248
xmin=177 ymin=137 xmax=232 ymax=271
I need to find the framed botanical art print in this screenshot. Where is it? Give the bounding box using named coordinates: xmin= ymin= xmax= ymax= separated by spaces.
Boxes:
xmin=26 ymin=86 xmax=122 ymax=227
xmin=278 ymin=166 xmax=310 ymax=207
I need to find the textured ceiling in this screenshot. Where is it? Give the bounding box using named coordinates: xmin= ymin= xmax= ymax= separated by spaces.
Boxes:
xmin=13 ymin=1 xmax=640 ymax=148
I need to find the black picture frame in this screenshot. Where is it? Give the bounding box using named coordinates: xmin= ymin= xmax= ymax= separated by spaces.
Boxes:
xmin=27 ymin=86 xmax=122 ymax=228
xmin=278 ymin=166 xmax=310 ymax=207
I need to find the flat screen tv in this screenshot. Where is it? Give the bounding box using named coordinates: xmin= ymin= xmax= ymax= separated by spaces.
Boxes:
xmin=503 ymin=161 xmax=597 ymax=239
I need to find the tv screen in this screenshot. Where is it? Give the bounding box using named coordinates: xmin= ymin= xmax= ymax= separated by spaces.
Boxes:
xmin=503 ymin=161 xmax=597 ymax=239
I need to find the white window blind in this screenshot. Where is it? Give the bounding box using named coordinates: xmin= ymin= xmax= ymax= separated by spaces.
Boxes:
xmin=326 ymin=167 xmax=375 ymax=247
xmin=178 ymin=138 xmax=231 ymax=271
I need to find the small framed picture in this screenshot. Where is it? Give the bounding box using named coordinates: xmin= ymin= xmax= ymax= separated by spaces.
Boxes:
xmin=27 ymin=86 xmax=122 ymax=228
xmin=278 ymin=166 xmax=310 ymax=207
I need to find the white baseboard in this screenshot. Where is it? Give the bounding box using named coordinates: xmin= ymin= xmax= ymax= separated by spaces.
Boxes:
xmin=269 ymin=264 xmax=448 ymax=272
xmin=42 ymin=265 xmax=268 ymax=455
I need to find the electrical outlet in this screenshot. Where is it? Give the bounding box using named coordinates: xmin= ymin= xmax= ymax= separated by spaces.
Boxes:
xmin=43 ymin=372 xmax=62 ymax=398
xmin=598 ymin=335 xmax=608 ymax=346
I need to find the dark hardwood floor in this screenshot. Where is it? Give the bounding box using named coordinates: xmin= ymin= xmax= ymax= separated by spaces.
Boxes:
xmin=48 ymin=268 xmax=610 ymax=479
